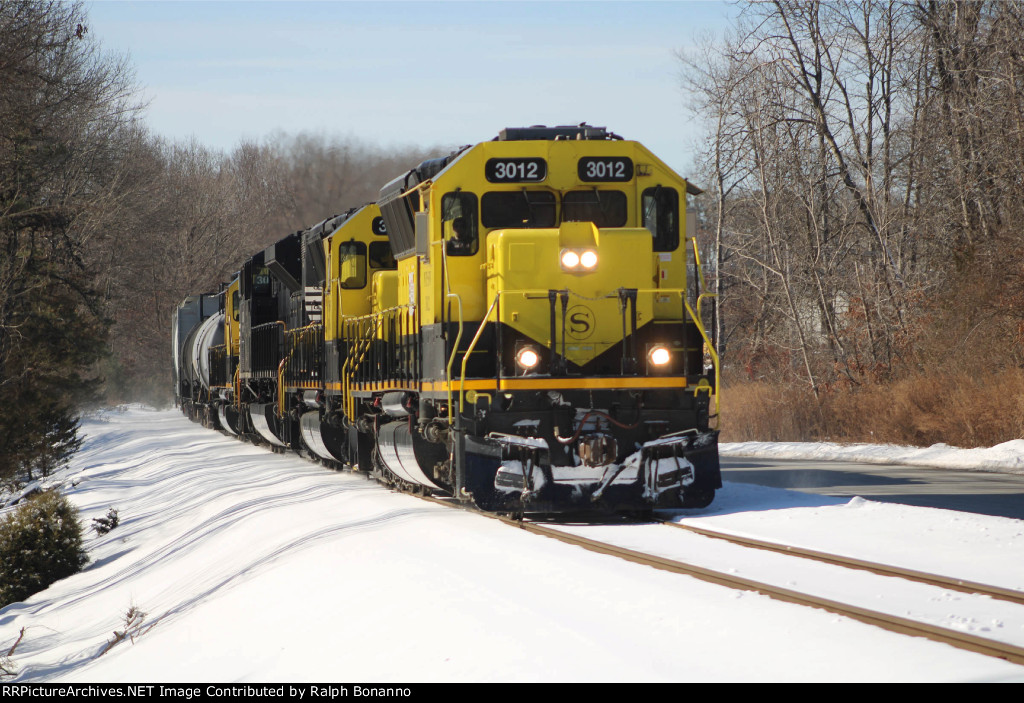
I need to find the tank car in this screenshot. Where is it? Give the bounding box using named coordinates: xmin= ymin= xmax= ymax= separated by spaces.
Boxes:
xmin=172 ymin=293 xmax=222 ymax=427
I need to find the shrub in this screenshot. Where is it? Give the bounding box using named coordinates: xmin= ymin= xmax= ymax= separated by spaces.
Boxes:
xmin=92 ymin=508 xmax=119 ymax=535
xmin=0 ymin=491 xmax=88 ymax=607
xmin=721 ymin=369 xmax=1024 ymax=447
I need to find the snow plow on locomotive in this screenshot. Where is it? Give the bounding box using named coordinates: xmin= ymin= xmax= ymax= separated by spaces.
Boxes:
xmin=174 ymin=125 xmax=721 ymax=513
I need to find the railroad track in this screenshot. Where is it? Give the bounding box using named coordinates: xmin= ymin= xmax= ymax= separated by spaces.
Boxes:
xmin=415 ymin=494 xmax=1024 ymax=667
xmin=521 ymin=515 xmax=1024 ymax=666
xmin=657 ymin=519 xmax=1024 ymax=606
xmin=243 ymin=433 xmax=1024 ymax=669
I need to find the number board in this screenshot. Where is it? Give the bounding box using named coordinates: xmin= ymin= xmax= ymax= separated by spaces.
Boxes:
xmin=371 ymin=216 xmax=388 ymax=236
xmin=578 ymin=157 xmax=634 ymax=182
xmin=485 ymin=158 xmax=547 ymax=183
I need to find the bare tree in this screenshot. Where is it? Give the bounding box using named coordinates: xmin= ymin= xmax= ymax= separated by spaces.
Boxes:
xmin=681 ymin=0 xmax=1024 ymax=442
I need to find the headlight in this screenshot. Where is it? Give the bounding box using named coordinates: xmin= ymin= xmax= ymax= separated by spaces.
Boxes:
xmin=648 ymin=346 xmax=671 ymax=366
xmin=560 ymin=249 xmax=598 ymax=272
xmin=560 ymin=250 xmax=580 ymax=269
xmin=516 ymin=346 xmax=541 ymax=369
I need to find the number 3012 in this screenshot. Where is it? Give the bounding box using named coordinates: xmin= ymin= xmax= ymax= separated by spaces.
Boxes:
xmin=485 ymin=158 xmax=546 ymax=182
xmin=578 ymin=157 xmax=633 ymax=182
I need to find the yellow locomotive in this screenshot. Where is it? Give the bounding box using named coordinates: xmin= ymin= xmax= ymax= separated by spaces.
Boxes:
xmin=174 ymin=124 xmax=720 ymax=513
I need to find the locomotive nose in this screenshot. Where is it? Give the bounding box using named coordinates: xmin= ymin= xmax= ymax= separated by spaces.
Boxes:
xmin=485 ymin=222 xmax=655 ymax=369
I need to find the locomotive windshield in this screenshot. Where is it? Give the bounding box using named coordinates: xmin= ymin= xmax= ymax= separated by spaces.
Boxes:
xmin=481 ymin=190 xmax=556 ymax=229
xmin=561 ymin=190 xmax=627 ymax=227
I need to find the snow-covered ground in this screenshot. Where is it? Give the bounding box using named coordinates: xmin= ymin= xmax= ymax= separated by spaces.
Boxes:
xmin=721 ymin=439 xmax=1024 ymax=475
xmin=2 ymin=407 xmax=1023 ymax=682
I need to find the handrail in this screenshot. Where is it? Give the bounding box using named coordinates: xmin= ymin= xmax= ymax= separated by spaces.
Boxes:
xmin=338 ymin=305 xmax=422 ymax=421
xmin=682 ymin=297 xmax=720 ymax=425
xmin=338 ymin=319 xmax=357 ymax=421
xmin=396 ymin=178 xmax=432 ymax=200
xmin=341 ymin=304 xmax=412 ymax=326
xmin=439 ymin=238 xmax=464 ymax=425
xmin=690 ymin=237 xmax=718 ymax=322
xmin=444 ymin=285 xmax=719 ymax=424
xmin=287 ymin=322 xmax=321 ymax=336
xmin=283 ymin=322 xmax=323 ymax=387
xmin=277 ymin=357 xmax=288 ymax=417
xmin=248 ymin=320 xmax=285 ymax=377
xmin=340 ymin=317 xmax=380 ymax=421
xmin=339 ymin=323 xmax=360 ymax=421
xmin=690 ymin=238 xmax=707 ymax=292
xmin=458 ymin=295 xmax=501 ymax=416
xmin=331 ymin=276 xmax=719 ymax=427
xmin=687 ymin=237 xmax=720 ymax=425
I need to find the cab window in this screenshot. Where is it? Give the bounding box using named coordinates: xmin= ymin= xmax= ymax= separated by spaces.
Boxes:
xmin=442 ymin=191 xmax=479 ymax=256
xmin=642 ymin=187 xmax=679 ymax=252
xmin=481 ymin=190 xmax=556 ymax=229
xmin=562 ymin=190 xmax=627 ymax=227
xmin=369 ymin=241 xmax=396 ymax=269
xmin=338 ymin=241 xmax=367 ymax=289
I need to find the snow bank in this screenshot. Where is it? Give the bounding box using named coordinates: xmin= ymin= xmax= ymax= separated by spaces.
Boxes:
xmin=722 ymin=439 xmax=1024 ymax=475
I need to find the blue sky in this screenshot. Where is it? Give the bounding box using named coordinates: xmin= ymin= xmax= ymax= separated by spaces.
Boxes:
xmin=86 ymin=1 xmax=736 ymax=176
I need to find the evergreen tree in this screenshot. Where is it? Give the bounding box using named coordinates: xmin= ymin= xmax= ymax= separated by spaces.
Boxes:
xmin=0 ymin=490 xmax=88 ymax=606
xmin=0 ymin=1 xmax=141 ymax=484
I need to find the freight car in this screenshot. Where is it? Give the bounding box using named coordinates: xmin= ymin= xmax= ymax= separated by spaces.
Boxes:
xmin=174 ymin=124 xmax=721 ymax=513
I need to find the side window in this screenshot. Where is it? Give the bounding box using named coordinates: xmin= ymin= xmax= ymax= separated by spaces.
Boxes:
xmin=562 ymin=190 xmax=627 ymax=227
xmin=368 ymin=241 xmax=396 ymax=269
xmin=481 ymin=191 xmax=557 ymax=229
xmin=232 ymin=290 xmax=240 ymax=321
xmin=442 ymin=191 xmax=479 ymax=256
xmin=642 ymin=187 xmax=679 ymax=252
xmin=338 ymin=241 xmax=367 ymax=289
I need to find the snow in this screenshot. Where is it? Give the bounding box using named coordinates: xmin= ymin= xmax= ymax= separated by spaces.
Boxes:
xmin=722 ymin=439 xmax=1024 ymax=474
xmin=1 ymin=407 xmax=1023 ymax=682
xmin=675 ymin=483 xmax=1024 ymax=591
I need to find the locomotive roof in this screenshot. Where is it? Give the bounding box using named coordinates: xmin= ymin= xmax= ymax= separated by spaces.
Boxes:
xmin=495 ymin=124 xmax=622 ymax=142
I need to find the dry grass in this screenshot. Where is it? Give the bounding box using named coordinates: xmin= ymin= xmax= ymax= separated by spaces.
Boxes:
xmin=99 ymin=605 xmax=148 ymax=656
xmin=720 ymin=369 xmax=1024 ymax=448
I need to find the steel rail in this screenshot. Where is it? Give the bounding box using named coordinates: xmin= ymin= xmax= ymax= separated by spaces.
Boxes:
xmin=414 ymin=494 xmax=1024 ymax=666
xmin=230 ymin=426 xmax=1024 ymax=668
xmin=658 ymin=519 xmax=1024 ymax=606
xmin=505 ymin=516 xmax=1024 ymax=667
